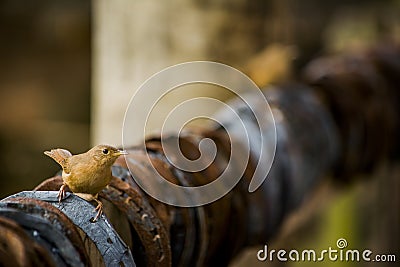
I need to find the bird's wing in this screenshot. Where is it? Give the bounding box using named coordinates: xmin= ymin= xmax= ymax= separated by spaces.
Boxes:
xmin=44 ymin=149 xmax=72 ymax=173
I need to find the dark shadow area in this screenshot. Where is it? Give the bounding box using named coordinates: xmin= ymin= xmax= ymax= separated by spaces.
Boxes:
xmin=0 ymin=0 xmax=90 ymax=198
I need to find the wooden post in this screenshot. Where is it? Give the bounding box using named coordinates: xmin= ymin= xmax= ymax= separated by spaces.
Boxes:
xmin=92 ymin=0 xmax=271 ymax=146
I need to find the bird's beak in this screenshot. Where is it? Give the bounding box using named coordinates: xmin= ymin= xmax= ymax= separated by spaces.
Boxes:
xmin=114 ymin=150 xmax=128 ymax=156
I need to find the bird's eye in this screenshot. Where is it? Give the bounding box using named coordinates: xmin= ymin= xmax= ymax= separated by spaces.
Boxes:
xmin=102 ymin=148 xmax=109 ymax=155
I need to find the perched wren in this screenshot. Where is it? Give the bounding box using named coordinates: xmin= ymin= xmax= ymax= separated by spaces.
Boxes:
xmin=44 ymin=145 xmax=128 ymax=221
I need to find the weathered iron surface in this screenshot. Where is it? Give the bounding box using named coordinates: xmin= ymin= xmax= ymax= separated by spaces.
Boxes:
xmin=2 ymin=191 xmax=135 ymax=267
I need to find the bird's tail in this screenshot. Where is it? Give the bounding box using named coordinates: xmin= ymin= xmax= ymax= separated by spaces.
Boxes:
xmin=44 ymin=148 xmax=72 ymax=170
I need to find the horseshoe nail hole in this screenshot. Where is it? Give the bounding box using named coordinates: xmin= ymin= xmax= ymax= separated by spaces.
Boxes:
xmin=141 ymin=214 xmax=148 ymax=221
xmin=107 ymin=237 xmax=113 ymax=244
xmin=120 ymin=192 xmax=128 ymax=198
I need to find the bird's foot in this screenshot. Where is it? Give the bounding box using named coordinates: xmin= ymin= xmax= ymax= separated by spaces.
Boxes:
xmin=57 ymin=184 xmax=66 ymax=202
xmin=92 ymin=200 xmax=103 ymax=222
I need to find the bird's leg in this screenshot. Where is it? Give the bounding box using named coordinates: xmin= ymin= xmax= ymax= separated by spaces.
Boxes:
xmin=92 ymin=195 xmax=103 ymax=222
xmin=57 ymin=184 xmax=66 ymax=202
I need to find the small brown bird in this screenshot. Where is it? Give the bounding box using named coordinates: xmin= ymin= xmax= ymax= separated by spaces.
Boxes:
xmin=44 ymin=145 xmax=128 ymax=221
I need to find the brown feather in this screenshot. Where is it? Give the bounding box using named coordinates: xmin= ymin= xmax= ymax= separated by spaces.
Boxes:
xmin=44 ymin=149 xmax=72 ymax=173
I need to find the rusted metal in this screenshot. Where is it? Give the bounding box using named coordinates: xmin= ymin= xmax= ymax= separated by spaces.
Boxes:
xmin=0 ymin=44 xmax=399 ymax=267
xmin=102 ymin=171 xmax=171 ymax=267
xmin=0 ymin=201 xmax=85 ymax=266
xmin=1 ymin=197 xmax=90 ymax=266
xmin=303 ymin=44 xmax=400 ymax=176
xmin=35 ymin=168 xmax=172 ymax=267
xmin=0 ymin=216 xmax=56 ymax=267
xmin=2 ymin=191 xmax=135 ymax=267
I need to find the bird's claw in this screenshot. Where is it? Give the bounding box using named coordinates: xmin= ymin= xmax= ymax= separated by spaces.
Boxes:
xmin=92 ymin=201 xmax=103 ymax=222
xmin=57 ymin=184 xmax=66 ymax=202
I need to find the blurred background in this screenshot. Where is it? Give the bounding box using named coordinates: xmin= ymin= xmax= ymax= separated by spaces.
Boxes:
xmin=0 ymin=0 xmax=90 ymax=197
xmin=0 ymin=0 xmax=399 ymax=266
